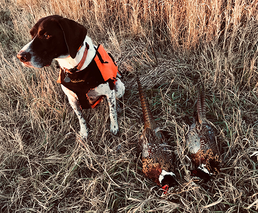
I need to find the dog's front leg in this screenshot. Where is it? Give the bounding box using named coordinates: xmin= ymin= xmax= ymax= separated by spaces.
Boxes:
xmin=61 ymin=85 xmax=88 ymax=139
xmin=106 ymin=89 xmax=119 ymax=135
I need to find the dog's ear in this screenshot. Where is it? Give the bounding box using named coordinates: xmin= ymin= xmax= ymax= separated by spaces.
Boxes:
xmin=30 ymin=16 xmax=50 ymax=38
xmin=57 ymin=17 xmax=87 ymax=58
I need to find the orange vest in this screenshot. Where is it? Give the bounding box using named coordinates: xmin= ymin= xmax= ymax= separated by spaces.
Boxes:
xmin=94 ymin=44 xmax=118 ymax=82
xmin=57 ymin=44 xmax=120 ymax=109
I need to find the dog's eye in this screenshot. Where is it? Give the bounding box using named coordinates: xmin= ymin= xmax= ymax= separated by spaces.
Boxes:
xmin=43 ymin=33 xmax=50 ymax=39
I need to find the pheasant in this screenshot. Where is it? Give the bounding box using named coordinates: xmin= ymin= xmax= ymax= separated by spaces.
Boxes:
xmin=137 ymin=76 xmax=177 ymax=192
xmin=186 ymin=88 xmax=221 ymax=181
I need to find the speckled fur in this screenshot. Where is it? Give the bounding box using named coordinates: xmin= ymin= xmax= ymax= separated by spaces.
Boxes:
xmin=63 ymin=78 xmax=125 ymax=138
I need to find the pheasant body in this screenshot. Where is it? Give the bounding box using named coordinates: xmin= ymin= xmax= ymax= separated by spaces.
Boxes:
xmin=137 ymin=76 xmax=176 ymax=189
xmin=186 ymin=89 xmax=220 ymax=180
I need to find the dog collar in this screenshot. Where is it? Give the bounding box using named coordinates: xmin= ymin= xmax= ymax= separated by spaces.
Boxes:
xmin=65 ymin=43 xmax=89 ymax=74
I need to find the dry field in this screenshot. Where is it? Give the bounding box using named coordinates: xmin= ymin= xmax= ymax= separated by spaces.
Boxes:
xmin=0 ymin=0 xmax=258 ymax=212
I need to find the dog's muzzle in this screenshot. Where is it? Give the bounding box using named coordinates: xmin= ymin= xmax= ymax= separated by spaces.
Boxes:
xmin=17 ymin=51 xmax=31 ymax=63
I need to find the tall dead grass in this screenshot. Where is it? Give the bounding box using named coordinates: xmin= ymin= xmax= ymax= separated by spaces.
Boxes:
xmin=0 ymin=0 xmax=258 ymax=212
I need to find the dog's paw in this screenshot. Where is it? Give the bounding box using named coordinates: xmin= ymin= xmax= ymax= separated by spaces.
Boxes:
xmin=110 ymin=124 xmax=119 ymax=135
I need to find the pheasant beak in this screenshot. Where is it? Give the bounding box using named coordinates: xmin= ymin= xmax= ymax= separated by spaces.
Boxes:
xmin=162 ymin=185 xmax=169 ymax=194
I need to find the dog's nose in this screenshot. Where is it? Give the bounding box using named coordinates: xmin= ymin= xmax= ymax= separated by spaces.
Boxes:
xmin=17 ymin=51 xmax=31 ymax=62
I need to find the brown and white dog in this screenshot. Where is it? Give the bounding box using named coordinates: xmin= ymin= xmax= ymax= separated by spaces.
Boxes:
xmin=17 ymin=15 xmax=125 ymax=139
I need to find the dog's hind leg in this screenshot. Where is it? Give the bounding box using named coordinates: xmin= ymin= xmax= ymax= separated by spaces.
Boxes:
xmin=106 ymin=89 xmax=119 ymax=135
xmin=89 ymin=82 xmax=119 ymax=135
xmin=115 ymin=78 xmax=125 ymax=99
xmin=61 ymin=85 xmax=88 ymax=139
xmin=114 ymin=78 xmax=125 ymax=113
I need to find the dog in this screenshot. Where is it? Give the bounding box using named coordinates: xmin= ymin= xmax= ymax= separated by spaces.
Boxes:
xmin=17 ymin=15 xmax=125 ymax=139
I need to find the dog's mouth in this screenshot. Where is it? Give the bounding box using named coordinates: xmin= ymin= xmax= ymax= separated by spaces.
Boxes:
xmin=22 ymin=61 xmax=50 ymax=68
xmin=22 ymin=61 xmax=34 ymax=68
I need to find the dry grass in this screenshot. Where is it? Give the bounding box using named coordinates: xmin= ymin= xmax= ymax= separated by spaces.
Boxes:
xmin=0 ymin=0 xmax=258 ymax=212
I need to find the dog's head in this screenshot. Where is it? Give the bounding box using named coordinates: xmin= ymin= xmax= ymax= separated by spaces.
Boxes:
xmin=17 ymin=15 xmax=87 ymax=68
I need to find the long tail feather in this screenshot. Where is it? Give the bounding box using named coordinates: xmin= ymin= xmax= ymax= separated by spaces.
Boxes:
xmin=201 ymin=88 xmax=206 ymax=120
xmin=136 ymin=75 xmax=157 ymax=130
xmin=197 ymin=85 xmax=206 ymax=124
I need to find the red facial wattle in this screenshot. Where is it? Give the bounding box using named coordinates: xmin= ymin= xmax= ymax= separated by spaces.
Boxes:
xmin=162 ymin=185 xmax=169 ymax=194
